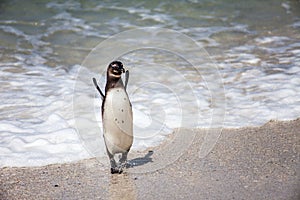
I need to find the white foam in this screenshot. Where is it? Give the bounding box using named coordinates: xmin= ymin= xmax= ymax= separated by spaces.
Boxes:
xmin=281 ymin=2 xmax=291 ymax=14
xmin=1 ymin=48 xmax=299 ymax=167
xmin=292 ymin=21 xmax=300 ymax=28
xmin=0 ymin=65 xmax=91 ymax=167
xmin=255 ymin=36 xmax=290 ymax=45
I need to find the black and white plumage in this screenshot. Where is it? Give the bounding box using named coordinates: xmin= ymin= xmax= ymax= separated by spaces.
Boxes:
xmin=93 ymin=61 xmax=133 ymax=174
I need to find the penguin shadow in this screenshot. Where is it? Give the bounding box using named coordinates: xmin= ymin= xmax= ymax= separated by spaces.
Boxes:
xmin=126 ymin=150 xmax=154 ymax=169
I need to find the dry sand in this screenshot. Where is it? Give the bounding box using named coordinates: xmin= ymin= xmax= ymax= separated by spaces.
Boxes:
xmin=1 ymin=119 xmax=299 ymax=200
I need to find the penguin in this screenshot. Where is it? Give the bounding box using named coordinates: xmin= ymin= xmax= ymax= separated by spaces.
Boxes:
xmin=93 ymin=61 xmax=133 ymax=174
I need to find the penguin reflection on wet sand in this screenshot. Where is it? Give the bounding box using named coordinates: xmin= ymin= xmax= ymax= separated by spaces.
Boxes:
xmin=93 ymin=61 xmax=133 ymax=174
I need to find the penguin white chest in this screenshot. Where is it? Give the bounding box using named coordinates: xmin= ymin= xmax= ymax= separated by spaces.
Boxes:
xmin=102 ymin=88 xmax=133 ymax=153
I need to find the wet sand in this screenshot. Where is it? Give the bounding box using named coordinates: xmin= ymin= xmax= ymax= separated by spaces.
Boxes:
xmin=1 ymin=119 xmax=299 ymax=200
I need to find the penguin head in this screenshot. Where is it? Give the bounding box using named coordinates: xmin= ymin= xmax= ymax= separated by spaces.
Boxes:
xmin=108 ymin=61 xmax=125 ymax=78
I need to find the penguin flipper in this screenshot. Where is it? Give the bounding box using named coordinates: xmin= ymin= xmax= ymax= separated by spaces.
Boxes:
xmin=92 ymin=77 xmax=105 ymax=100
xmin=124 ymin=70 xmax=129 ymax=91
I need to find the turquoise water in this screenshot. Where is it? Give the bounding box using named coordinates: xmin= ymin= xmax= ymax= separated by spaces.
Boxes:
xmin=1 ymin=0 xmax=299 ymax=65
xmin=0 ymin=0 xmax=299 ymax=167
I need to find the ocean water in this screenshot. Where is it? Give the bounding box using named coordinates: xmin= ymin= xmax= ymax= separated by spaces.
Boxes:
xmin=0 ymin=0 xmax=299 ymax=167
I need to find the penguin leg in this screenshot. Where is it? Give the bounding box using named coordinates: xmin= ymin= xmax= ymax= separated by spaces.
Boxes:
xmin=119 ymin=151 xmax=129 ymax=169
xmin=106 ymin=148 xmax=120 ymax=174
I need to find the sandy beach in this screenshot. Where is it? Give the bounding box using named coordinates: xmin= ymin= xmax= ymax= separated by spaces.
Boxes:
xmin=1 ymin=119 xmax=299 ymax=200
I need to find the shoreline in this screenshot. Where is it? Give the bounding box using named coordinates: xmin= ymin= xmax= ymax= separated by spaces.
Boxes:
xmin=1 ymin=118 xmax=299 ymax=199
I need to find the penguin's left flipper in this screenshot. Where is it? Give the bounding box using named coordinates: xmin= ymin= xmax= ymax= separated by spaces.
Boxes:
xmin=124 ymin=70 xmax=129 ymax=91
xmin=92 ymin=77 xmax=105 ymax=100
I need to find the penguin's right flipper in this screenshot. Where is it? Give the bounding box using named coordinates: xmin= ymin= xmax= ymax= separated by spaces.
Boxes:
xmin=124 ymin=70 xmax=129 ymax=91
xmin=92 ymin=78 xmax=105 ymax=100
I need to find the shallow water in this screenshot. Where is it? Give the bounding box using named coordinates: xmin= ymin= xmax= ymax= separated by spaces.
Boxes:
xmin=0 ymin=0 xmax=299 ymax=167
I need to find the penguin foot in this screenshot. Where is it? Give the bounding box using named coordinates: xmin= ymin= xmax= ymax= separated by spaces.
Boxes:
xmin=111 ymin=167 xmax=123 ymax=174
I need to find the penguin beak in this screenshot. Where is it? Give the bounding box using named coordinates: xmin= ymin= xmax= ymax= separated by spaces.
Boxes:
xmin=118 ymin=67 xmax=125 ymax=74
